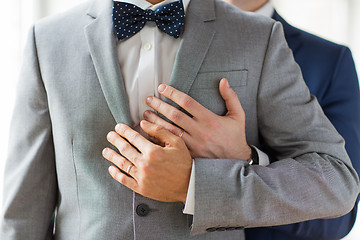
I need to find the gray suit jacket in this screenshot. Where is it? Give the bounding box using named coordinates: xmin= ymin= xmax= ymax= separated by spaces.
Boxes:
xmin=1 ymin=0 xmax=359 ymax=239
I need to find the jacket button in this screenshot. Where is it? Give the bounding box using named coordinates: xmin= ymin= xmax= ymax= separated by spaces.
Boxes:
xmin=136 ymin=203 xmax=150 ymax=217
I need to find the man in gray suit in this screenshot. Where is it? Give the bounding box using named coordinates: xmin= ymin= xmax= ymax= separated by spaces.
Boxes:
xmin=1 ymin=0 xmax=359 ymax=239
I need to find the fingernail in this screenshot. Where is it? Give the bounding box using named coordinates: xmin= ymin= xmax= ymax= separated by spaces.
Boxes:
xmin=102 ymin=148 xmax=109 ymax=157
xmin=115 ymin=123 xmax=122 ymax=131
xmin=143 ymin=110 xmax=150 ymax=118
xmin=141 ymin=120 xmax=149 ymax=125
xmin=223 ymin=78 xmax=230 ymax=88
xmin=158 ymin=84 xmax=166 ymax=93
xmin=146 ymin=97 xmax=153 ymax=104
xmin=107 ymin=131 xmax=115 ymax=139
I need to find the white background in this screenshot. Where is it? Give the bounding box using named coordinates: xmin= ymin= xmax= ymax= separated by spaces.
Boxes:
xmin=0 ymin=0 xmax=359 ymax=238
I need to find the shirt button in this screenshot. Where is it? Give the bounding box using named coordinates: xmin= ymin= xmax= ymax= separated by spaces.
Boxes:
xmin=136 ymin=203 xmax=150 ymax=217
xmin=144 ymin=43 xmax=152 ymax=51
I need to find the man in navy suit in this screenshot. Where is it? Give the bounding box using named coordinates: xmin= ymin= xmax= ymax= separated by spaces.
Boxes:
xmin=145 ymin=0 xmax=360 ymax=239
xmin=223 ymin=0 xmax=360 ymax=239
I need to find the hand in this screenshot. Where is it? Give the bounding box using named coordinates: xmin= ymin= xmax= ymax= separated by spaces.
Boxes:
xmin=102 ymin=121 xmax=192 ymax=203
xmin=144 ymin=78 xmax=251 ymax=160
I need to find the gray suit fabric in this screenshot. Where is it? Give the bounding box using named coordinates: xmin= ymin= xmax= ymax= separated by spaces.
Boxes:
xmin=1 ymin=0 xmax=359 ymax=239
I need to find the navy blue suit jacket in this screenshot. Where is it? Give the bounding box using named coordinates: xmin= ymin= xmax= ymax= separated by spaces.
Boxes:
xmin=245 ymin=11 xmax=360 ymax=240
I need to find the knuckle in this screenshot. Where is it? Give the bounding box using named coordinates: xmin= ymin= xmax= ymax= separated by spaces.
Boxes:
xmin=173 ymin=136 xmax=183 ymax=145
xmin=154 ymin=99 xmax=161 ymax=109
xmin=117 ymin=158 xmax=125 ymax=170
xmin=129 ymin=132 xmax=138 ymax=142
xmin=153 ymin=124 xmax=163 ymax=132
xmin=182 ymin=96 xmax=193 ymax=108
xmin=169 ymin=110 xmax=181 ymax=121
xmin=167 ymin=87 xmax=175 ymax=98
xmin=132 ymin=154 xmax=140 ymax=165
xmin=153 ymin=116 xmax=162 ymax=125
xmin=169 ymin=126 xmax=179 ymax=135
xmin=119 ymin=142 xmax=128 ymax=154
xmin=137 ymin=160 xmax=146 ymax=170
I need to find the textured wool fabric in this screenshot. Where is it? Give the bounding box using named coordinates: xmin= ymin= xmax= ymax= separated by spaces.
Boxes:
xmin=112 ymin=0 xmax=185 ymax=40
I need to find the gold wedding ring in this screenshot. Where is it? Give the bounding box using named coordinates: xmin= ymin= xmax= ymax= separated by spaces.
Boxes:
xmin=178 ymin=129 xmax=184 ymax=138
xmin=126 ymin=164 xmax=134 ymax=175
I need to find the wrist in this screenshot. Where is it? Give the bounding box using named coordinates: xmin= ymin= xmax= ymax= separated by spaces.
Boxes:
xmin=244 ymin=145 xmax=252 ymax=162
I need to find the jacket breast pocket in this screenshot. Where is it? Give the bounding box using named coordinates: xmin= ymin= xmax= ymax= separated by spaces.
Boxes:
xmin=191 ymin=70 xmax=248 ymax=89
xmin=188 ymin=70 xmax=248 ymax=115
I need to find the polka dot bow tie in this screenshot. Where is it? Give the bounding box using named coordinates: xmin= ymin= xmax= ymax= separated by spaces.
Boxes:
xmin=112 ymin=1 xmax=185 ymax=40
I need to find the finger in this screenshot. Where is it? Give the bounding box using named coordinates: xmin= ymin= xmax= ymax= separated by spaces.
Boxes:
xmin=107 ymin=131 xmax=141 ymax=165
xmin=102 ymin=148 xmax=138 ymax=179
xmin=108 ymin=165 xmax=138 ymax=190
xmin=143 ymin=110 xmax=191 ymax=146
xmin=156 ymin=84 xmax=212 ymax=119
xmin=219 ymin=78 xmax=245 ymax=118
xmin=115 ymin=124 xmax=154 ymax=153
xmin=143 ymin=110 xmax=187 ymax=137
xmin=146 ymin=96 xmax=193 ymax=129
xmin=140 ymin=120 xmax=180 ymax=146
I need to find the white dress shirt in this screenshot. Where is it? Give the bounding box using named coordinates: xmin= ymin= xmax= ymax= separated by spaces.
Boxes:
xmin=115 ymin=0 xmax=196 ymax=212
xmin=255 ymin=1 xmax=274 ymax=18
xmin=115 ymin=0 xmax=270 ymax=216
xmin=115 ymin=0 xmax=190 ymax=133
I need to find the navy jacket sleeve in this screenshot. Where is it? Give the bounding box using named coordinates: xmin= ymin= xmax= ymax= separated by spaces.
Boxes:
xmin=246 ymin=12 xmax=360 ymax=240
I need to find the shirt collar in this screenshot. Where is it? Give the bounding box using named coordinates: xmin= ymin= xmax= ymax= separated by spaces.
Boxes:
xmin=255 ymin=1 xmax=274 ymax=18
xmin=114 ymin=0 xmax=191 ymax=13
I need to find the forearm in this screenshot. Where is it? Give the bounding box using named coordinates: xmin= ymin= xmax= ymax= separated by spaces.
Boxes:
xmin=190 ymin=153 xmax=359 ymax=235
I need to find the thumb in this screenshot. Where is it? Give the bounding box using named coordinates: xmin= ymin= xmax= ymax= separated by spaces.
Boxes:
xmin=219 ymin=78 xmax=244 ymax=118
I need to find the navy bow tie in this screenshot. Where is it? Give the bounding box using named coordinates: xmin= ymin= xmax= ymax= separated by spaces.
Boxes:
xmin=112 ymin=1 xmax=185 ymax=40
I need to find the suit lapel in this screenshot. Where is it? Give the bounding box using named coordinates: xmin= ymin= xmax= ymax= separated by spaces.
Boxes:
xmin=167 ymin=0 xmax=216 ymax=105
xmin=84 ymin=0 xmax=132 ymax=125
